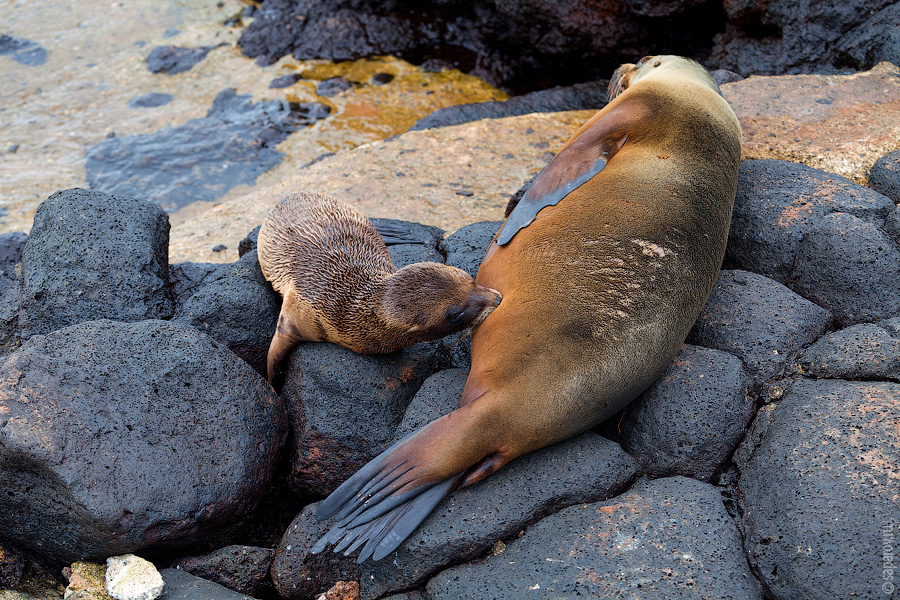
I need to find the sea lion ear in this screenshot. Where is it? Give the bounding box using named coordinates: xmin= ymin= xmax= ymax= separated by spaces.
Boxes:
xmin=495 ymin=98 xmax=648 ymax=246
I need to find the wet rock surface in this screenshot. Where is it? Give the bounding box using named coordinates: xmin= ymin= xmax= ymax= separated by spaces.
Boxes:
xmin=0 ymin=319 xmax=287 ymax=564
xmin=687 ymin=270 xmax=832 ymax=384
xmin=738 ymin=379 xmax=899 ymax=599
xmin=85 ymin=89 xmax=330 ymax=212
xmin=427 ymin=476 xmax=762 ymax=599
xmin=604 ymin=344 xmax=753 ymax=482
xmin=20 ymin=188 xmax=172 ymax=338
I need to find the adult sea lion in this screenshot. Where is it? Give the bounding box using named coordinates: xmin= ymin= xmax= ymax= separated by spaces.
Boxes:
xmin=257 ymin=192 xmax=502 ymax=390
xmin=311 ymin=55 xmax=742 ymax=562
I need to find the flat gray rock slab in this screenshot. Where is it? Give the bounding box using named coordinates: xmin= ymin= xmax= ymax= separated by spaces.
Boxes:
xmin=611 ymin=344 xmax=753 ymax=481
xmin=427 ymin=476 xmax=762 ymax=600
xmin=688 ymin=269 xmax=831 ymax=384
xmin=0 ymin=319 xmax=287 ymax=564
xmin=789 ymin=211 xmax=900 ymax=325
xmin=158 ymin=568 xmax=253 ymax=600
xmin=738 ymin=379 xmax=900 ymax=599
xmin=20 ymin=188 xmax=172 ymax=338
xmin=798 ymin=322 xmax=900 ymax=381
xmin=354 ymin=370 xmax=640 ymax=599
xmin=725 ymin=160 xmax=892 ymax=282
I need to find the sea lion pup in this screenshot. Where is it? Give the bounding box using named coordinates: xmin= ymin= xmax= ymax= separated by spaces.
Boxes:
xmin=257 ymin=191 xmax=502 ymax=390
xmin=311 ymin=55 xmax=742 ymax=563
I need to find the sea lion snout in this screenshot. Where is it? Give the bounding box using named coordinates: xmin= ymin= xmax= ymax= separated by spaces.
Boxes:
xmin=465 ymin=284 xmax=502 ymax=326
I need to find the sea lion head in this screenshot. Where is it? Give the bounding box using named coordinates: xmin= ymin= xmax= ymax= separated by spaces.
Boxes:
xmin=381 ymin=263 xmax=502 ymax=342
xmin=608 ymin=55 xmax=721 ymax=101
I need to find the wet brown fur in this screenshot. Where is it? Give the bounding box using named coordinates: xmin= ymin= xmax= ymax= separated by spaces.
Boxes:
xmin=258 ymin=192 xmax=501 ymax=387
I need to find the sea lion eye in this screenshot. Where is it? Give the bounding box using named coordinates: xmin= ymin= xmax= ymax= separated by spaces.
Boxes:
xmin=446 ymin=308 xmax=466 ymax=324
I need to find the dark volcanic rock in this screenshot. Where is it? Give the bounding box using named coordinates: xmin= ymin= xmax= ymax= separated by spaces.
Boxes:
xmin=168 ymin=261 xmax=221 ymax=312
xmin=0 ymin=232 xmax=28 ymax=271
xmin=797 ymin=323 xmax=900 ymax=382
xmin=176 ymin=545 xmax=274 ymax=597
xmin=281 ymin=342 xmax=439 ymax=496
xmin=789 ymin=212 xmax=900 ymax=325
xmin=271 ymin=502 xmax=360 ymax=600
xmin=868 ymin=150 xmax=900 ymax=202
xmin=238 ymin=225 xmax=260 ymax=257
xmin=269 ymin=73 xmax=302 ymax=88
xmin=353 ymin=369 xmax=640 ymax=599
xmin=438 ymin=221 xmax=501 ymax=279
xmin=0 ymin=271 xmax=23 ymax=357
xmin=687 ymin=270 xmax=831 ymax=384
xmin=316 ymin=77 xmax=354 ymax=97
xmin=159 ymin=568 xmax=254 ymax=600
xmin=410 ymin=80 xmax=609 ymax=131
xmin=20 ymin=188 xmax=172 ymax=338
xmin=0 ymin=34 xmax=47 ymax=66
xmin=710 ymin=0 xmax=891 ymax=75
xmin=725 ymin=160 xmax=893 ymax=283
xmin=174 ymin=250 xmax=279 ymax=376
xmin=85 ymin=89 xmax=330 ymax=211
xmin=0 ymin=319 xmax=288 ymax=564
xmin=146 ymin=45 xmax=218 ymax=75
xmin=128 ymin=92 xmax=173 ymax=108
xmin=836 ymin=3 xmax=900 ymax=70
xmin=885 ymin=205 xmax=900 ymax=246
xmin=738 ymin=379 xmax=899 ymax=599
xmin=608 ymin=344 xmax=753 ymax=482
xmin=427 ymin=476 xmax=762 ymax=599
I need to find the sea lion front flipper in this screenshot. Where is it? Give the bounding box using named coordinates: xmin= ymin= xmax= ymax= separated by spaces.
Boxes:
xmin=372 ymin=221 xmax=429 ymax=246
xmin=495 ymin=98 xmax=648 ymax=246
xmin=267 ymin=303 xmax=305 ymax=392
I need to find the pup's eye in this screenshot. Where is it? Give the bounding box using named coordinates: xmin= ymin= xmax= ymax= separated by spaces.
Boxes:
xmin=446 ymin=308 xmax=465 ymax=324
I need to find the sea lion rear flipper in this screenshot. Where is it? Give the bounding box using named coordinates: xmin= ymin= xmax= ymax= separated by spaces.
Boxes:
xmin=495 ymin=97 xmax=649 ymax=245
xmin=267 ymin=304 xmax=304 ymax=392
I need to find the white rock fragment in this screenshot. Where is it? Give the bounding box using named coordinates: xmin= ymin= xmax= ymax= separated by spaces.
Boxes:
xmin=105 ymin=555 xmax=164 ymax=600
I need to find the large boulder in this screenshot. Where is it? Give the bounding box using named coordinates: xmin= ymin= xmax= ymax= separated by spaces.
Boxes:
xmin=0 ymin=319 xmax=287 ymax=564
xmin=427 ymin=476 xmax=762 ymax=599
xmin=20 ymin=189 xmax=172 ymax=338
xmin=687 ymin=270 xmax=831 ymax=384
xmin=836 ymin=4 xmax=900 ymax=70
xmin=789 ymin=211 xmax=900 ymax=325
xmin=724 ymin=160 xmax=893 ymax=283
xmin=797 ymin=323 xmax=900 ymax=382
xmin=738 ymin=379 xmax=899 ymax=599
xmin=174 ymin=250 xmax=280 ymax=376
xmin=868 ymin=150 xmax=900 ymax=202
xmin=608 ymin=344 xmax=753 ymax=481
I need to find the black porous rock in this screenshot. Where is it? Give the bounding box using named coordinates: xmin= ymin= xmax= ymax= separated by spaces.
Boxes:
xmin=128 ymin=92 xmax=173 ymax=108
xmin=238 ymin=225 xmax=260 ymax=257
xmin=725 ymin=160 xmax=893 ymax=283
xmin=797 ymin=323 xmax=900 ymax=382
xmin=868 ymin=150 xmax=900 ymax=202
xmin=0 ymin=232 xmax=28 ymax=271
xmin=270 ymin=502 xmax=360 ymax=600
xmin=687 ymin=270 xmax=831 ymax=384
xmin=0 ymin=271 xmax=22 ymax=357
xmin=738 ymin=379 xmax=899 ymax=599
xmin=174 ymin=250 xmax=279 ymax=377
xmin=281 ymin=342 xmax=439 ymax=496
xmin=427 ymin=476 xmax=762 ymax=599
xmin=438 ymin=221 xmax=502 ymax=279
xmin=316 ymin=76 xmax=354 ymax=97
xmin=0 ymin=34 xmax=47 ymax=66
xmin=789 ymin=211 xmax=900 ymax=325
xmin=836 ymin=2 xmax=900 ymax=71
xmin=168 ymin=261 xmax=221 ymax=312
xmin=0 ymin=319 xmax=288 ymax=564
xmin=886 ymin=205 xmax=900 ymax=246
xmin=354 ymin=369 xmax=640 ymax=599
xmin=710 ymin=68 xmax=744 ymax=85
xmin=159 ymin=568 xmax=254 ymax=600
xmin=85 ymin=90 xmax=330 ymax=211
xmin=20 ymin=188 xmax=172 ymax=338
xmin=269 ymin=73 xmax=302 ymax=88
xmin=409 ymin=80 xmax=609 ymax=131
xmin=146 ymin=45 xmax=218 ymax=75
xmin=606 ymin=344 xmax=753 ymax=482
xmin=175 ymin=545 xmax=274 ymax=597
